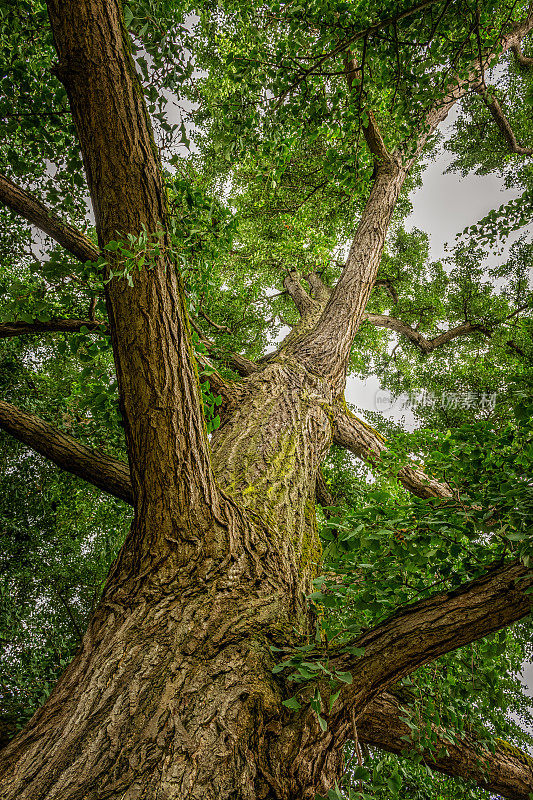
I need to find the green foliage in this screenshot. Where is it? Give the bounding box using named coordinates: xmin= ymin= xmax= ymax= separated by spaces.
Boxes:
xmin=0 ymin=2 xmax=532 ymax=798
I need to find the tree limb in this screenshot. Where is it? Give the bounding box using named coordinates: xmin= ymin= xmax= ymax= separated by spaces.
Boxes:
xmin=511 ymin=42 xmax=533 ymax=66
xmin=288 ymin=17 xmax=533 ymax=386
xmin=332 ymin=561 xmax=533 ymax=715
xmin=283 ymin=271 xmax=318 ymax=317
xmin=358 ymin=691 xmax=533 ymax=800
xmin=189 ymin=317 xmax=260 ymax=377
xmin=475 ymin=84 xmax=533 ymax=155
xmin=363 ymin=313 xmax=491 ymax=353
xmin=0 ymin=173 xmax=98 ymax=263
xmin=332 ymin=404 xmax=453 ymax=499
xmin=0 ymin=399 xmax=132 ymax=504
xmin=0 ymin=319 xmax=106 ymax=339
xmin=272 ymin=0 xmax=444 ymax=108
xmin=407 ymin=16 xmax=533 ymax=164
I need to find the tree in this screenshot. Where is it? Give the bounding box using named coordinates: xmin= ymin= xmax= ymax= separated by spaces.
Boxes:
xmin=0 ymin=0 xmax=532 ymax=797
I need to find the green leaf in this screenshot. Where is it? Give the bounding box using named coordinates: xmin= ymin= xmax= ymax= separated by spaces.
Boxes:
xmin=334 ymin=671 xmax=353 ymax=684
xmin=282 ymin=696 xmax=302 ymax=710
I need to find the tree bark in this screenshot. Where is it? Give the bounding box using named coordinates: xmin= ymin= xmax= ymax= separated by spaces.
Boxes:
xmin=0 ymin=173 xmax=98 ymax=263
xmin=0 ymin=3 xmax=532 ymax=799
xmin=0 ymin=399 xmax=132 ymax=504
xmin=358 ymin=692 xmax=533 ymax=800
xmin=0 ymin=319 xmax=106 ymax=339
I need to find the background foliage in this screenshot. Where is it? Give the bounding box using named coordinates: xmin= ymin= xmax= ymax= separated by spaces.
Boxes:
xmin=0 ymin=0 xmax=532 ymax=796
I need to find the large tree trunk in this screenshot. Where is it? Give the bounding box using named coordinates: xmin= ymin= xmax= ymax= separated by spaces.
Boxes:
xmin=1 ymin=2 xmax=533 ymax=798
xmin=0 ymin=363 xmax=342 ymax=800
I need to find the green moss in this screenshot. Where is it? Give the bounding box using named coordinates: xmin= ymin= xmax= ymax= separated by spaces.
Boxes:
xmin=495 ymin=737 xmax=533 ymax=768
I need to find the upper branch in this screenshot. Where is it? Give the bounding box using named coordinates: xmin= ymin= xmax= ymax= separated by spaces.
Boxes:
xmin=407 ymin=15 xmax=533 ymax=164
xmin=358 ymin=691 xmax=533 ymax=800
xmin=290 ymin=160 xmax=406 ymax=387
xmin=331 ymin=561 xmax=533 ymax=715
xmin=363 ymin=313 xmax=491 ymax=353
xmin=283 ymin=271 xmax=318 ymax=318
xmin=0 ymin=399 xmax=132 ymax=504
xmin=0 ymin=319 xmax=106 ymax=339
xmin=288 ymin=17 xmax=533 ymax=386
xmin=332 ymin=403 xmax=453 ymax=499
xmin=511 ymin=41 xmax=533 ymax=66
xmin=475 ymin=84 xmax=533 ymax=155
xmin=0 ymin=173 xmax=98 ymax=263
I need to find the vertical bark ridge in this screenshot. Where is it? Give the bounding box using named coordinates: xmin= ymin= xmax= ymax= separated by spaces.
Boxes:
xmin=289 ymin=163 xmax=406 ymax=388
xmin=45 ymin=0 xmax=222 ymax=570
xmin=210 ymin=363 xmax=334 ymax=596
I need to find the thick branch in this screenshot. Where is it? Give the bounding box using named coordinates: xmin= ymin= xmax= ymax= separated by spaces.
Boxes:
xmin=189 ymin=317 xmax=259 ymax=377
xmin=290 ymin=161 xmax=406 ymax=386
xmin=344 ymin=54 xmax=392 ymax=165
xmin=305 ymin=272 xmax=331 ymax=304
xmin=511 ymin=42 xmax=533 ymax=66
xmin=47 ymin=0 xmax=220 ymax=531
xmin=363 ymin=314 xmax=490 ymax=353
xmin=288 ymin=18 xmax=533 ymax=386
xmin=0 ymin=173 xmax=98 ymax=263
xmin=0 ymin=319 xmax=106 ymax=339
xmin=332 ymin=404 xmax=453 ymax=499
xmin=0 ymin=399 xmax=132 ymax=504
xmin=408 ymin=16 xmax=533 ymax=163
xmin=476 ymin=84 xmax=533 ymax=155
xmin=332 ymin=561 xmax=533 ymax=715
xmin=283 ymin=271 xmax=317 ymax=317
xmin=358 ymin=692 xmax=533 ymax=800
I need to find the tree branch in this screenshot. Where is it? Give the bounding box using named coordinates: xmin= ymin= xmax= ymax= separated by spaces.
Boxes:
xmin=0 ymin=399 xmax=132 ymax=504
xmin=189 ymin=317 xmax=260 ymax=377
xmin=288 ymin=18 xmax=533 ymax=387
xmin=290 ymin=160 xmax=406 ymax=386
xmin=332 ymin=561 xmax=533 ymax=715
xmin=0 ymin=173 xmax=98 ymax=263
xmin=511 ymin=42 xmax=533 ymax=67
xmin=358 ymin=691 xmax=533 ymax=800
xmin=272 ymin=0 xmax=444 ymax=108
xmin=363 ymin=313 xmax=491 ymax=353
xmin=407 ymin=16 xmax=533 ymax=164
xmin=332 ymin=404 xmax=453 ymax=499
xmin=475 ymin=84 xmax=533 ymax=155
xmin=283 ymin=271 xmax=318 ymax=317
xmin=0 ymin=319 xmax=106 ymax=339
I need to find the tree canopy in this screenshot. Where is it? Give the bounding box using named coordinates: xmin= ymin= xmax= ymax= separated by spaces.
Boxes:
xmin=0 ymin=1 xmax=532 ymax=798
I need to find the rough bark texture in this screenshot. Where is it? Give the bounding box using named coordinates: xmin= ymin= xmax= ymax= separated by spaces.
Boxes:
xmin=0 ymin=172 xmax=98 ymax=263
xmin=0 ymin=399 xmax=132 ymax=504
xmin=359 ymin=692 xmax=533 ymax=800
xmin=0 ymin=318 xmax=106 ymax=339
xmin=0 ymin=2 xmax=532 ymax=799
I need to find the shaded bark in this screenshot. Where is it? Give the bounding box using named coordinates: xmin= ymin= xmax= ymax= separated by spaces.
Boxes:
xmin=0 ymin=172 xmax=98 ymax=263
xmin=0 ymin=399 xmax=132 ymax=504
xmin=0 ymin=318 xmax=106 ymax=339
xmin=46 ymin=0 xmax=222 ymax=571
xmin=359 ymin=691 xmax=533 ymax=800
xmin=511 ymin=41 xmax=533 ymax=66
